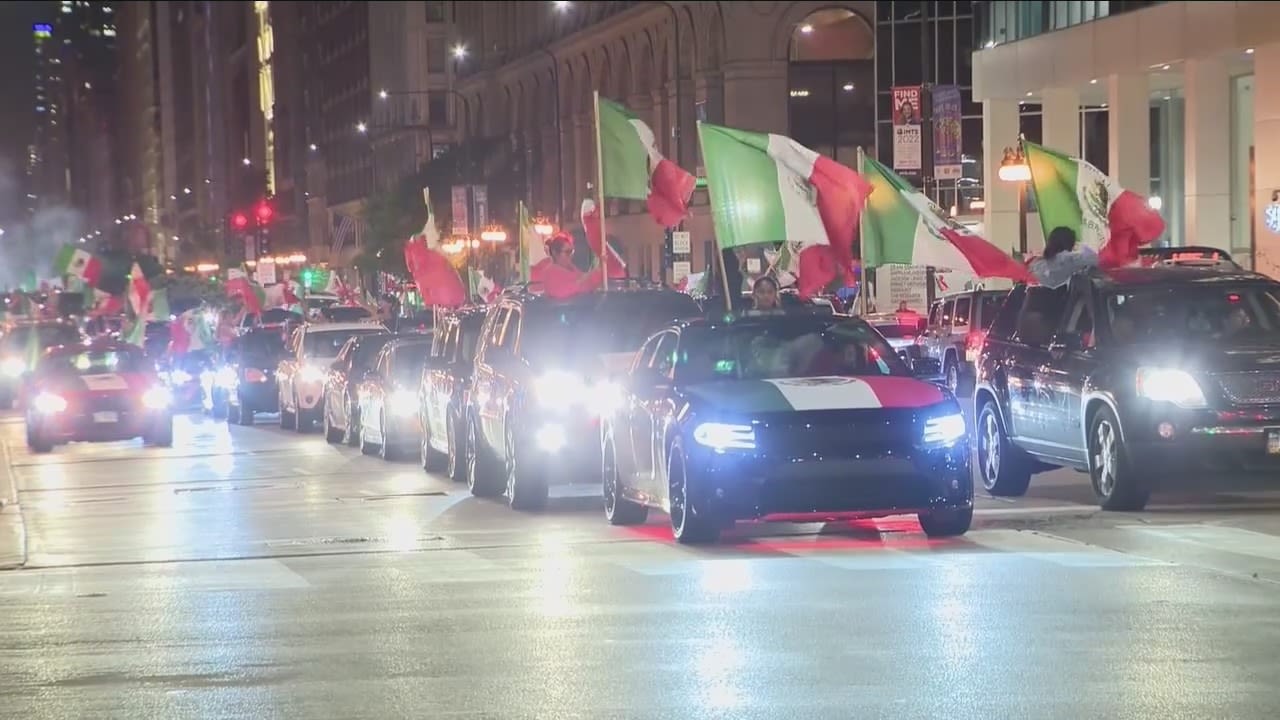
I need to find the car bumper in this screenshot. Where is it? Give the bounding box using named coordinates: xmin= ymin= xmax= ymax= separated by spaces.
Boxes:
xmin=690 ymin=441 xmax=972 ymax=521
xmin=235 ymin=382 xmax=278 ymax=413
xmin=523 ymin=416 xmax=602 ymax=484
xmin=294 ymin=379 xmax=325 ymax=411
xmin=1120 ymin=402 xmax=1280 ymax=481
xmin=32 ymin=409 xmax=170 ymax=442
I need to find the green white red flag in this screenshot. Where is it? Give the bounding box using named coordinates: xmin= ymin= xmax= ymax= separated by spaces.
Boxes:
xmin=518 ymin=201 xmax=549 ymax=282
xmin=126 ymin=263 xmax=151 ymax=317
xmin=1022 ymin=140 xmax=1165 ymax=266
xmin=860 ymin=154 xmax=1033 ymax=282
xmin=581 ymin=198 xmax=627 ymax=279
xmin=596 ymin=95 xmax=695 ymax=228
xmin=53 ymin=245 xmax=103 ymax=286
xmin=697 ymin=122 xmax=870 ymax=296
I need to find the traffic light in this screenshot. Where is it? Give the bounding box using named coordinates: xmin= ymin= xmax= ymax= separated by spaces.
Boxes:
xmin=255 ymin=201 xmax=274 ymax=224
xmin=231 ymin=212 xmax=249 ymax=231
xmin=226 ymin=212 xmax=250 ymax=256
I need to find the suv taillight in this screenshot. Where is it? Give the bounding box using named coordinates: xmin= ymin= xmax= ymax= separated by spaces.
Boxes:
xmin=965 ymin=330 xmax=987 ymax=361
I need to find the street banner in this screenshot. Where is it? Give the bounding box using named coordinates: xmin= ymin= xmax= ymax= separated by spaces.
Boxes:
xmin=931 ymin=85 xmax=963 ymax=181
xmin=451 ymin=186 xmax=469 ymax=236
xmin=471 ymin=185 xmax=488 ymax=229
xmin=891 ymin=86 xmax=923 ymax=174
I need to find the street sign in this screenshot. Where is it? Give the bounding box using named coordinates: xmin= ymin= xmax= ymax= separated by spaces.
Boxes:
xmin=672 ymin=231 xmax=691 ymax=254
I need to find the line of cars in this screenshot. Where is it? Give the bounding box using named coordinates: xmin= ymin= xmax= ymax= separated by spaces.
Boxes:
xmin=220 ymin=283 xmax=975 ymax=544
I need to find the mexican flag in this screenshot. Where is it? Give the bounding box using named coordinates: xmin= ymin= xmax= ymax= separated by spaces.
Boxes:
xmin=468 ymin=268 xmax=502 ymax=303
xmin=417 ymin=188 xmax=442 ymax=249
xmin=169 ymin=309 xmax=214 ymax=354
xmin=518 ymin=201 xmax=549 ymax=282
xmin=697 ymin=122 xmax=870 ymax=291
xmin=1022 ymin=140 xmax=1165 ymax=266
xmin=126 ymin=263 xmax=151 ymax=317
xmin=596 ymin=94 xmax=696 ymax=228
xmin=226 ymin=268 xmax=264 ymax=315
xmin=146 ymin=287 xmax=171 ymax=321
xmin=123 ymin=318 xmax=145 ymax=348
xmin=860 ymin=154 xmax=1033 ymax=282
xmin=53 ymin=244 xmax=103 ymax=286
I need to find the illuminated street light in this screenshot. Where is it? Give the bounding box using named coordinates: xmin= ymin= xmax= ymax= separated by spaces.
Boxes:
xmin=553 ymin=1 xmax=570 ymax=10
xmin=356 ymin=122 xmax=368 ymax=134
xmin=452 ymin=44 xmax=467 ymax=60
xmin=532 ymin=215 xmax=554 ymax=236
xmin=242 ymin=157 xmax=251 ymax=166
xmin=480 ymin=226 xmax=508 ymax=243
xmin=309 ymin=143 xmax=318 ymax=151
xmin=800 ymin=23 xmax=814 ymax=33
xmin=183 ymin=187 xmax=191 ymax=194
xmin=378 ymin=89 xmax=388 ymax=100
xmin=997 ymin=147 xmax=1031 ymax=182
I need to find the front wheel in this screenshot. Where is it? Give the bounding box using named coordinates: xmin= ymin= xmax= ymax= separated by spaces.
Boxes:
xmin=420 ymin=415 xmax=447 ymax=472
xmin=145 ymin=417 xmax=174 ymax=447
xmin=505 ymin=423 xmax=547 ymax=511
xmin=445 ymin=413 xmax=465 ymax=482
xmin=467 ymin=417 xmax=503 ymax=497
xmin=918 ymin=507 xmax=972 ymax=537
xmin=944 ymin=357 xmax=961 ymax=394
xmin=26 ymin=423 xmax=53 ymax=453
xmin=977 ymin=401 xmax=1031 ymax=497
xmin=668 ymin=438 xmax=720 ymax=544
xmin=1088 ymin=406 xmax=1150 ymax=511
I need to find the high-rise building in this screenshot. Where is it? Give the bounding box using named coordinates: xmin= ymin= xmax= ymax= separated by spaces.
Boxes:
xmin=30 ymin=20 xmax=67 ymax=214
xmin=57 ymin=0 xmax=121 ymax=231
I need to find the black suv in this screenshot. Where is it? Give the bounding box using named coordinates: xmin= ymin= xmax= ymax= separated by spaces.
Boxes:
xmin=466 ymin=288 xmax=702 ymax=510
xmin=974 ymin=266 xmax=1280 ymax=511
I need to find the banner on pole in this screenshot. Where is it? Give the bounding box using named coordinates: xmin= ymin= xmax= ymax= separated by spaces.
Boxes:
xmin=891 ymin=86 xmax=923 ymax=174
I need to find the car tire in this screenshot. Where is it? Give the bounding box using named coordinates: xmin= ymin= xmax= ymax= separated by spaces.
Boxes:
xmin=1088 ymin=406 xmax=1150 ymax=511
xmin=918 ymin=507 xmax=973 ymax=537
xmin=420 ymin=414 xmax=447 ymax=472
xmin=378 ymin=412 xmax=402 ymax=461
xmin=323 ymin=407 xmax=343 ymax=444
xmin=26 ymin=424 xmax=52 ymax=454
xmin=278 ymin=392 xmax=295 ymax=429
xmin=944 ymin=356 xmax=961 ymax=394
xmin=145 ymin=417 xmax=174 ymax=448
xmin=293 ymin=394 xmax=311 ymax=433
xmin=505 ymin=423 xmax=547 ymax=511
xmin=466 ymin=417 xmax=503 ymax=497
xmin=226 ymin=402 xmax=239 ymax=426
xmin=446 ymin=413 xmax=465 ymax=482
xmin=976 ymin=400 xmax=1032 ymax=497
xmin=603 ymin=438 xmax=647 ymax=526
xmin=668 ymin=438 xmax=720 ymax=544
xmin=210 ymin=395 xmax=227 ymax=420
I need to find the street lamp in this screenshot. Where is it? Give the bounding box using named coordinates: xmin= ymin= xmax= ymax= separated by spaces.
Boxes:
xmin=532 ymin=214 xmax=555 ymax=237
xmin=452 ymin=44 xmax=467 ymax=60
xmin=999 ymin=145 xmax=1031 ymax=258
xmin=356 ymin=121 xmax=368 ymax=134
xmin=378 ymin=89 xmax=389 ymax=100
xmin=480 ymin=226 xmax=508 ymax=243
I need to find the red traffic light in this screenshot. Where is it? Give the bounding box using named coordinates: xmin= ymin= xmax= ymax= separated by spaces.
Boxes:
xmin=231 ymin=212 xmax=249 ymax=230
xmin=255 ymin=201 xmax=274 ymax=223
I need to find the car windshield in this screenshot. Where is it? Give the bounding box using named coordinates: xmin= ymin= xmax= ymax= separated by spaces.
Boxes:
xmin=676 ymin=320 xmax=910 ymax=383
xmin=392 ymin=342 xmax=432 ymax=378
xmin=351 ymin=336 xmax=393 ymax=370
xmin=522 ymin=295 xmax=701 ymax=362
xmin=2 ymin=324 xmax=81 ymax=353
xmin=240 ymin=332 xmax=285 ymax=363
xmin=304 ymin=328 xmax=383 ymax=358
xmin=41 ymin=349 xmax=150 ymax=376
xmin=1106 ymin=285 xmax=1280 ymax=344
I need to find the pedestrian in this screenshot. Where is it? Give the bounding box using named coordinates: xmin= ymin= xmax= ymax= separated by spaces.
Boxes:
xmin=1030 ymin=226 xmax=1098 ymax=288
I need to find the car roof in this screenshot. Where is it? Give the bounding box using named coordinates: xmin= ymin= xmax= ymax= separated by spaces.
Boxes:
xmin=1088 ymin=265 xmax=1275 ymax=288
xmin=676 ymin=310 xmax=865 ymax=332
xmin=45 ymin=340 xmax=138 ymax=357
xmin=507 ymin=288 xmax=696 ymax=310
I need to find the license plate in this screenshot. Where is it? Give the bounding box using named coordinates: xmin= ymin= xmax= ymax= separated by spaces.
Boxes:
xmin=93 ymin=411 xmax=118 ymax=424
xmin=1268 ymin=428 xmax=1280 ymax=455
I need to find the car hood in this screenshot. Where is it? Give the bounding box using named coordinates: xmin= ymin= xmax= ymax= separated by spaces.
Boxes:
xmin=1120 ymin=340 xmax=1280 ymax=375
xmin=681 ymin=376 xmax=946 ymax=414
xmin=43 ymin=371 xmax=155 ymax=396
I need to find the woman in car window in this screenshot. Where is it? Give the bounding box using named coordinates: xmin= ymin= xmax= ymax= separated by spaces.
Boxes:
xmin=751 ymin=276 xmax=782 ymax=312
xmin=1031 ymin=226 xmax=1098 ymax=288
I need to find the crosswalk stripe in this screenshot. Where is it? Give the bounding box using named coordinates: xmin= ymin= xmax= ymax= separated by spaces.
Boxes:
xmin=0 ymin=559 xmax=312 ymax=596
xmin=1121 ymin=525 xmax=1280 ymax=562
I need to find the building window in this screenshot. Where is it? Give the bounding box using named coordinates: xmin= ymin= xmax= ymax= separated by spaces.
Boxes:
xmin=425 ymin=1 xmax=446 ymax=22
xmin=427 ymin=41 xmax=446 ymax=72
xmin=428 ymin=92 xmax=448 ymax=127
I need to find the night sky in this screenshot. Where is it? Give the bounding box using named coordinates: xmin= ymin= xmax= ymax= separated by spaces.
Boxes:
xmin=0 ymin=2 xmax=45 ymax=223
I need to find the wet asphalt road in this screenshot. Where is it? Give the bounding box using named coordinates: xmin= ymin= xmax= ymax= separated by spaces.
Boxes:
xmin=2 ymin=412 xmax=1280 ymax=718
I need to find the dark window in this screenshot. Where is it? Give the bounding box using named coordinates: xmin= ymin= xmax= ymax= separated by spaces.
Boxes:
xmin=424 ymin=1 xmax=445 ymax=22
xmin=1063 ymin=295 xmax=1096 ymax=347
xmin=1105 ymin=285 xmax=1280 ymax=345
xmin=428 ymin=91 xmax=448 ymax=127
xmin=976 ymin=292 xmax=1007 ymax=329
xmin=953 ymin=296 xmax=973 ymax=327
xmin=304 ymin=328 xmax=385 ymax=358
xmin=40 ymin=349 xmax=149 ymax=376
xmin=988 ymin=285 xmax=1027 ymax=340
xmin=1015 ymin=286 xmax=1071 ymax=348
xmin=392 ymin=342 xmax=432 ymax=377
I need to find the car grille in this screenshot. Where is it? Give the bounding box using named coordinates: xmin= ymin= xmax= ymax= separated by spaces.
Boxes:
xmin=1216 ymin=372 xmax=1280 ymax=406
xmin=81 ymin=394 xmax=134 ymax=413
xmin=755 ymin=410 xmax=918 ymax=457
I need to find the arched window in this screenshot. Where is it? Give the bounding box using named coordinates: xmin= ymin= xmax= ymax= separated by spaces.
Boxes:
xmin=787 ymin=9 xmax=875 ymax=164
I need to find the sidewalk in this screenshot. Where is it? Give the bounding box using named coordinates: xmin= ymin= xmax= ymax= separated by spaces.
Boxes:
xmin=0 ymin=439 xmax=26 ymax=569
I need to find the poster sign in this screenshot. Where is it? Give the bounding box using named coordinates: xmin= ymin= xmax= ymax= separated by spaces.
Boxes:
xmin=931 ymin=85 xmax=963 ymax=181
xmin=671 ymin=231 xmax=691 ymax=255
xmin=874 ymin=264 xmax=929 ymax=313
xmin=891 ymin=86 xmax=923 ymax=174
xmin=471 ymin=185 xmax=489 ymax=229
xmin=451 ymin=186 xmax=470 ymax=236
xmin=256 ymin=260 xmax=277 ymax=286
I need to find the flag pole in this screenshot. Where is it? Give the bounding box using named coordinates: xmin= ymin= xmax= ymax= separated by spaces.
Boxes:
xmin=592 ymin=90 xmax=609 ymax=294
xmin=857 ymin=146 xmax=869 ymax=317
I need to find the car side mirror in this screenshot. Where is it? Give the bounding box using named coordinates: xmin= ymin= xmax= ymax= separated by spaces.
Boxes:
xmin=1049 ymin=332 xmax=1084 ymax=355
xmin=910 ymin=357 xmax=943 ymax=379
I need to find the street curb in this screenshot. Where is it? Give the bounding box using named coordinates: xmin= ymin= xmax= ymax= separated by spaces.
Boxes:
xmin=0 ymin=437 xmax=27 ymax=570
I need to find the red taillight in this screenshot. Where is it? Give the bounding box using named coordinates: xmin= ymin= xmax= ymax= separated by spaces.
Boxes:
xmin=966 ymin=330 xmax=987 ymax=351
xmin=244 ymin=368 xmax=268 ymax=383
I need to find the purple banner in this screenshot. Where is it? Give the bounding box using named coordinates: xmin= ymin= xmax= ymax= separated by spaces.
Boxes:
xmin=931 ymin=85 xmax=963 ymax=181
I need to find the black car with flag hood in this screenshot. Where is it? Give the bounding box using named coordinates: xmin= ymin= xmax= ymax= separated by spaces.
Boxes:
xmin=600 ymin=312 xmax=971 ymax=543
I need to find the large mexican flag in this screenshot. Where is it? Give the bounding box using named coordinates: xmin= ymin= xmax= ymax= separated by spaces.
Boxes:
xmin=596 ymin=94 xmax=695 ymax=228
xmin=1022 ymin=140 xmax=1165 ymax=265
xmin=860 ymin=154 xmax=1032 ymax=281
xmin=697 ymin=122 xmax=871 ymax=294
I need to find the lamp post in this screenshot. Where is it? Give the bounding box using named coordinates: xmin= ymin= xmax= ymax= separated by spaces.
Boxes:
xmin=998 ymin=145 xmax=1031 ymax=258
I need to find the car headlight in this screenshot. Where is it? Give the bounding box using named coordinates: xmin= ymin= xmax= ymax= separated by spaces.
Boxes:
xmin=298 ymin=365 xmax=325 ymax=384
xmin=534 ymin=370 xmax=589 ymax=408
xmin=535 ymin=423 xmax=567 ymax=452
xmin=215 ymin=366 xmax=239 ymax=389
xmin=693 ymin=422 xmax=756 ymax=451
xmin=923 ymin=413 xmax=967 ymax=446
xmin=1137 ymin=367 xmax=1207 ymax=409
xmin=590 ymin=381 xmax=626 ymax=416
xmin=32 ymin=392 xmax=67 ymax=414
xmin=141 ymin=386 xmax=173 ymax=410
xmin=2 ymin=357 xmax=26 ymax=377
xmin=389 ymin=389 xmax=417 ymax=417
xmin=170 ymin=369 xmax=193 ymax=385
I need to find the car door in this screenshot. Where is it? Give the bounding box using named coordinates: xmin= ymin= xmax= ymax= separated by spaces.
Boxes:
xmin=1038 ymin=283 xmax=1100 ymax=460
xmin=423 ymin=321 xmax=457 ymax=452
xmin=490 ymin=305 xmax=523 ymax=465
xmin=473 ymin=306 xmax=511 ymax=454
xmin=616 ymin=333 xmax=663 ymax=487
xmin=326 ymin=339 xmax=356 ymax=428
xmin=278 ymin=328 xmax=303 ymax=411
xmin=1007 ymin=285 xmax=1071 ymax=452
xmin=360 ymin=346 xmax=394 ymax=443
xmin=636 ymin=331 xmax=679 ymax=500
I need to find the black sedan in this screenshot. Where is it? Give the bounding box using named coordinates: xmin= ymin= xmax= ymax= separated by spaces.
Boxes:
xmin=600 ymin=312 xmax=971 ymax=544
xmin=225 ymin=329 xmax=287 ymax=425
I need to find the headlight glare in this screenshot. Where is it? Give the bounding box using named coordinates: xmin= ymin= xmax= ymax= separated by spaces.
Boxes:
xmin=1 ymin=357 xmax=25 ymax=377
xmin=215 ymin=367 xmax=239 ymax=388
xmin=298 ymin=365 xmax=325 ymax=384
xmin=534 ymin=370 xmax=588 ymax=407
xmin=32 ymin=392 xmax=67 ymax=414
xmin=923 ymin=413 xmax=967 ymax=446
xmin=693 ymin=422 xmax=755 ymax=451
xmin=170 ymin=369 xmax=193 ymax=385
xmin=389 ymin=389 xmax=417 ymax=417
xmin=535 ymin=423 xmax=567 ymax=452
xmin=141 ymin=386 xmax=173 ymax=410
xmin=590 ymin=381 xmax=626 ymax=416
xmin=1137 ymin=367 xmax=1207 ymax=408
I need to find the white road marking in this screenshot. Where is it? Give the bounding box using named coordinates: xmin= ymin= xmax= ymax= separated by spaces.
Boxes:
xmin=0 ymin=559 xmax=312 ymax=596
xmin=1121 ymin=524 xmax=1280 ymax=562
